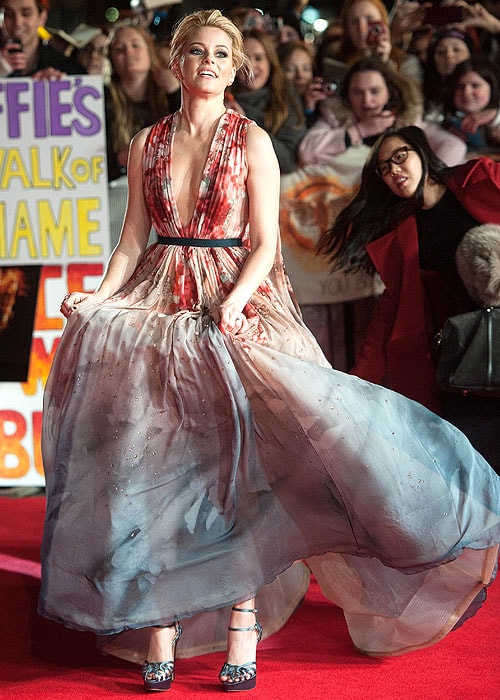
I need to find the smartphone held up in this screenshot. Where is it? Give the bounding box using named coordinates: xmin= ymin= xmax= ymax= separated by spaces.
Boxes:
xmin=322 ymin=81 xmax=339 ymax=96
xmin=1 ymin=6 xmax=24 ymax=71
xmin=423 ymin=5 xmax=465 ymax=26
xmin=2 ymin=36 xmax=24 ymax=76
xmin=366 ymin=20 xmax=385 ymax=46
xmin=6 ymin=37 xmax=23 ymax=54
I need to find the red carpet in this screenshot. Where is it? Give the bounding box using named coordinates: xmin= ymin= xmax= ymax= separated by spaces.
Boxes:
xmin=0 ymin=493 xmax=498 ymax=699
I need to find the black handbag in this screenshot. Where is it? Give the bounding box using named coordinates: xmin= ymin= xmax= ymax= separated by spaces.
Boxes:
xmin=436 ymin=306 xmax=500 ymax=396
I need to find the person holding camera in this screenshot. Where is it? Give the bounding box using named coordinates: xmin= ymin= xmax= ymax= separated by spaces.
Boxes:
xmin=455 ymin=0 xmax=500 ymax=58
xmin=298 ymin=56 xmax=465 ymax=167
xmin=0 ymin=0 xmax=84 ymax=78
xmin=396 ymin=1 xmax=500 ymax=115
xmin=336 ymin=0 xmax=423 ymax=85
xmin=276 ymin=39 xmax=334 ymax=126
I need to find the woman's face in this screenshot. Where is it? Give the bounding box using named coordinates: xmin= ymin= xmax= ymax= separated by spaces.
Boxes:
xmin=433 ymin=38 xmax=470 ymax=77
xmin=346 ymin=0 xmax=383 ymax=51
xmin=282 ymin=47 xmax=313 ymax=95
xmin=279 ymin=25 xmax=301 ymax=44
xmin=110 ymin=27 xmax=151 ymax=79
xmin=376 ymin=136 xmax=423 ymax=198
xmin=454 ymin=70 xmax=491 ymax=114
xmin=242 ymin=36 xmax=271 ymax=90
xmin=348 ymin=70 xmax=390 ymax=121
xmin=178 ymin=26 xmax=235 ymax=94
xmin=78 ymin=34 xmax=108 ymax=75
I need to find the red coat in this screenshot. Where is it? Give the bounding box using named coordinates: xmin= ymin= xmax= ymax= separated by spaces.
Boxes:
xmin=352 ymin=158 xmax=500 ymax=414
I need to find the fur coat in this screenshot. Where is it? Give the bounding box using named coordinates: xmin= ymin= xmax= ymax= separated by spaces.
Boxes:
xmin=456 ymin=223 xmax=500 ymax=307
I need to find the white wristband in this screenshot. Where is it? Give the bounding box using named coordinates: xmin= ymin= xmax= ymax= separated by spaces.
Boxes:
xmin=491 ymin=109 xmax=500 ymax=127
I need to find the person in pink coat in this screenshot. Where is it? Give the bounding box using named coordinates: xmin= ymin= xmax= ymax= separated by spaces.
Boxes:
xmin=320 ymin=124 xmax=500 ymax=470
xmin=298 ymin=58 xmax=466 ymax=168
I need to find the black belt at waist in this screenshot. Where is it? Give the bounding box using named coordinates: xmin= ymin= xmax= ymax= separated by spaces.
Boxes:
xmin=157 ymin=236 xmax=243 ymax=247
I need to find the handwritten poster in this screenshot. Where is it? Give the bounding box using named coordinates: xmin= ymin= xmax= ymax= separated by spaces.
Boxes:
xmin=0 ymin=76 xmax=110 ymax=486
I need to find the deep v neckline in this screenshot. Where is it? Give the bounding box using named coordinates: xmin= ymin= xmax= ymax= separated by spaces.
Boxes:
xmin=167 ymin=110 xmax=227 ymax=232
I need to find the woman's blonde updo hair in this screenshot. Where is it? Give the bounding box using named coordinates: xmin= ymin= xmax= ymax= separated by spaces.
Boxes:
xmin=169 ymin=9 xmax=251 ymax=78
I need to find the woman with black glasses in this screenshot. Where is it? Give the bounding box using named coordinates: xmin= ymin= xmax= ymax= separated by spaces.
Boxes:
xmin=320 ymin=124 xmax=500 ymax=469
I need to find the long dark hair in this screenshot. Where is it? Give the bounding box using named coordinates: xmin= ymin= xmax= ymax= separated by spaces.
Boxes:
xmin=234 ymin=29 xmax=304 ymax=134
xmin=422 ymin=29 xmax=475 ymax=110
xmin=340 ymin=57 xmax=422 ymax=124
xmin=317 ymin=126 xmax=453 ymax=273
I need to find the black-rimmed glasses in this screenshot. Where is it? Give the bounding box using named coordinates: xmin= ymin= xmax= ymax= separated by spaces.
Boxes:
xmin=80 ymin=45 xmax=108 ymax=56
xmin=375 ymin=146 xmax=414 ymax=177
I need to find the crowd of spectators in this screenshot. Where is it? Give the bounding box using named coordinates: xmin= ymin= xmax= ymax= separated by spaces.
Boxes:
xmin=2 ymin=0 xmax=500 ymax=176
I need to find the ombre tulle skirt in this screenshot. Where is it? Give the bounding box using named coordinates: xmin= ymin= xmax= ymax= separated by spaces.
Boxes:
xmin=38 ymin=237 xmax=499 ymax=661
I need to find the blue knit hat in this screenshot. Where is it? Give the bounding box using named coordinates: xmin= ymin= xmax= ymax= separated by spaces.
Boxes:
xmin=432 ymin=28 xmax=475 ymax=53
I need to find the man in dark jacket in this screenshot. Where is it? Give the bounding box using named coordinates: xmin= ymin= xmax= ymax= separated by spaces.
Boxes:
xmin=0 ymin=0 xmax=84 ymax=78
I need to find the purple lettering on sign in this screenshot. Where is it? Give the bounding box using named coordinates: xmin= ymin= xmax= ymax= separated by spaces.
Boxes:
xmin=73 ymin=85 xmax=101 ymax=136
xmin=48 ymin=81 xmax=72 ymax=136
xmin=33 ymin=81 xmax=48 ymax=138
xmin=6 ymin=82 xmax=30 ymax=138
xmin=0 ymin=77 xmax=103 ymax=139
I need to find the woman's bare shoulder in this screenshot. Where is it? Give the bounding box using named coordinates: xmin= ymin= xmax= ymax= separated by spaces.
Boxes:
xmin=245 ymin=123 xmax=279 ymax=177
xmin=130 ymin=125 xmax=153 ymax=152
xmin=246 ymin=122 xmax=273 ymax=153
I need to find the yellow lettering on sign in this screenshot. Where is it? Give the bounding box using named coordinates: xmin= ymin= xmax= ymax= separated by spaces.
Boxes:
xmin=0 ymin=411 xmax=30 ymax=480
xmin=0 ymin=202 xmax=5 ymax=258
xmin=91 ymin=156 xmax=105 ymax=183
xmin=30 ymin=147 xmax=51 ymax=187
xmin=52 ymin=147 xmax=74 ymax=189
xmin=0 ymin=148 xmax=30 ymax=188
xmin=9 ymin=201 xmax=37 ymax=258
xmin=38 ymin=200 xmax=74 ymax=257
xmin=78 ymin=198 xmax=102 ymax=256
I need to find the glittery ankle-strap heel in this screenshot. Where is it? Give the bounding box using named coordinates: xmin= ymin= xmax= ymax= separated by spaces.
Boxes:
xmin=142 ymin=622 xmax=182 ymax=692
xmin=219 ymin=607 xmax=263 ymax=692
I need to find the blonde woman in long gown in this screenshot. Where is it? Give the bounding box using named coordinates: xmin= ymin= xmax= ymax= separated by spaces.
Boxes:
xmin=39 ymin=9 xmax=500 ymax=694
